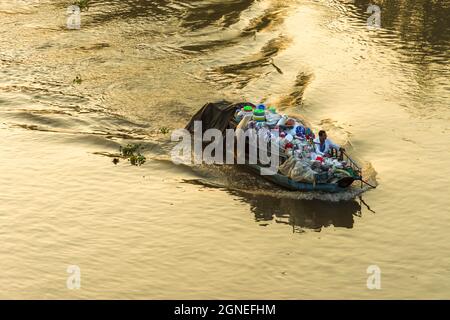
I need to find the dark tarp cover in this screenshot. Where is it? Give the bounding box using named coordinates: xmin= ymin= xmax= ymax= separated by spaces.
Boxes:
xmin=185 ymin=101 xmax=256 ymax=134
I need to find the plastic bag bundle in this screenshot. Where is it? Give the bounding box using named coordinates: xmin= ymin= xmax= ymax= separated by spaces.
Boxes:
xmin=278 ymin=156 xmax=297 ymax=176
xmin=235 ymin=107 xmax=351 ymax=184
xmin=289 ymin=159 xmax=316 ymax=183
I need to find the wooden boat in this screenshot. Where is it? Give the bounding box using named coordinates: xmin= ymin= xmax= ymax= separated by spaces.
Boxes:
xmin=186 ymin=101 xmax=363 ymax=193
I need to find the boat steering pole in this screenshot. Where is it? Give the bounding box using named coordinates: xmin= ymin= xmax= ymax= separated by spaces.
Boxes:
xmin=357 ymin=178 xmax=377 ymax=189
xmin=341 ymin=150 xmax=376 ymax=189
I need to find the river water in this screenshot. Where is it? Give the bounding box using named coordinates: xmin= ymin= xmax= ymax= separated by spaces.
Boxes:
xmin=0 ymin=0 xmax=449 ymax=299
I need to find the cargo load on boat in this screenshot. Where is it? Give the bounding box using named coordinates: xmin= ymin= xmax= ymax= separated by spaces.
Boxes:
xmin=186 ymin=101 xmax=366 ymax=193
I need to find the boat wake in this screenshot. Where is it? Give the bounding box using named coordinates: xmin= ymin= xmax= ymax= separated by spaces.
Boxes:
xmin=178 ymin=160 xmax=377 ymax=202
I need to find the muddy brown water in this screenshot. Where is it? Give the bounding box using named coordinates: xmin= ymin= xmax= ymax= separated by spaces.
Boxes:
xmin=0 ymin=0 xmax=449 ymax=298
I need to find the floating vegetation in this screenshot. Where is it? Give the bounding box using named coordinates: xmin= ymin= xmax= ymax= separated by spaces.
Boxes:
xmin=72 ymin=0 xmax=90 ymax=11
xmin=120 ymin=143 xmax=140 ymax=157
xmin=119 ymin=144 xmax=146 ymax=166
xmin=159 ymin=127 xmax=170 ymax=134
xmin=129 ymin=154 xmax=146 ymax=166
xmin=73 ymin=75 xmax=82 ymax=85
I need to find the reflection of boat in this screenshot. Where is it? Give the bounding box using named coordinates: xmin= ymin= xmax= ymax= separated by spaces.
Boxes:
xmin=186 ymin=101 xmax=363 ymax=193
xmin=230 ymin=190 xmax=361 ymax=232
xmin=181 ymin=178 xmax=365 ymax=232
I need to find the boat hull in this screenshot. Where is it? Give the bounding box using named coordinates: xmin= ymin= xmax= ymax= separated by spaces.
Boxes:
xmin=245 ymin=164 xmax=352 ymax=193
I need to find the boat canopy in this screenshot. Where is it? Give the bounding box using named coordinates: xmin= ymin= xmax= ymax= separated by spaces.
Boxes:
xmin=185 ymin=101 xmax=255 ymax=134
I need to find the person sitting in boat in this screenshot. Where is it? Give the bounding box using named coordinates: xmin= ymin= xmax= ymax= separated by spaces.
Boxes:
xmin=314 ymin=130 xmax=345 ymax=157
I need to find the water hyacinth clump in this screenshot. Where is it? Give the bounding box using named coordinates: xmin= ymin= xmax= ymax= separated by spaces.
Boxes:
xmin=159 ymin=127 xmax=170 ymax=134
xmin=72 ymin=0 xmax=90 ymax=11
xmin=119 ymin=144 xmax=146 ymax=166
xmin=72 ymin=75 xmax=82 ymax=85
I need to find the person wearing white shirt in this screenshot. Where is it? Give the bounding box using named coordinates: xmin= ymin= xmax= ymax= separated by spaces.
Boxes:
xmin=313 ymin=130 xmax=344 ymax=157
